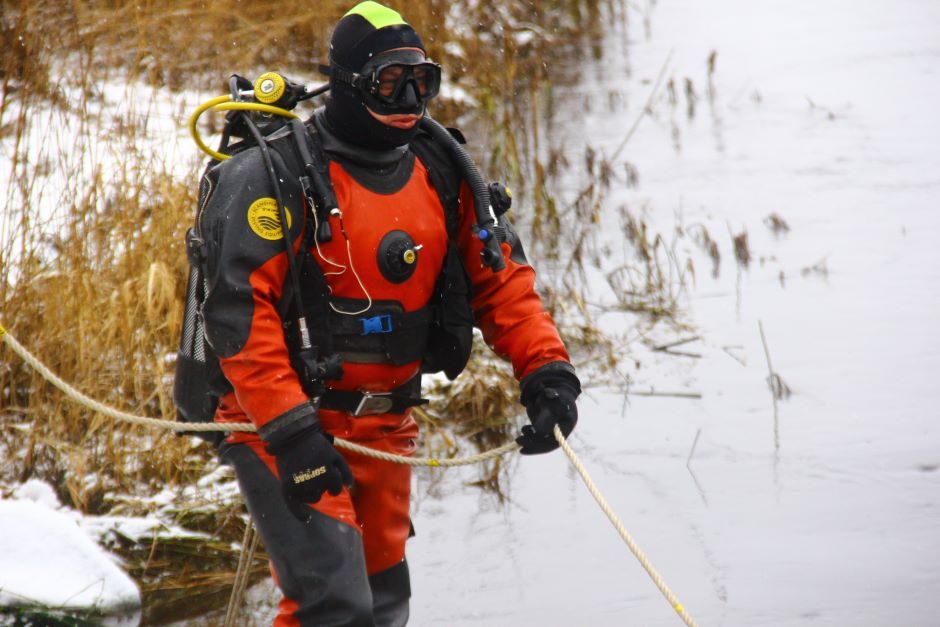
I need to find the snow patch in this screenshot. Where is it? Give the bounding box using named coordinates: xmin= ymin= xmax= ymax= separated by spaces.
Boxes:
xmin=0 ymin=487 xmax=141 ymax=614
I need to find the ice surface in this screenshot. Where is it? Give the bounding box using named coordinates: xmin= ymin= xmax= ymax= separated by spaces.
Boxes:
xmin=408 ymin=0 xmax=940 ymax=625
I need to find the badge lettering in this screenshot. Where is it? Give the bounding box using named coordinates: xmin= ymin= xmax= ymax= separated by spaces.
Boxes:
xmin=248 ymin=197 xmax=292 ymax=241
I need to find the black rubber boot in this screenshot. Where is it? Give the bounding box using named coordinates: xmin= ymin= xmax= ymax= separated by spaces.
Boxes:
xmin=369 ymin=559 xmax=411 ymax=627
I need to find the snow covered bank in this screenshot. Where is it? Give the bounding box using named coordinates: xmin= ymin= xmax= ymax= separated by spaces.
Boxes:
xmin=0 ymin=480 xmax=140 ymax=621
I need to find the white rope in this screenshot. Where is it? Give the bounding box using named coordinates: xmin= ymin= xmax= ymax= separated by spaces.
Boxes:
xmin=1 ymin=324 xmax=696 ymax=624
xmin=0 ymin=326 xmax=252 ymax=433
xmin=334 ymin=437 xmax=518 ymax=467
xmin=0 ymin=325 xmax=516 ymax=466
xmin=554 ymin=425 xmax=697 ymax=626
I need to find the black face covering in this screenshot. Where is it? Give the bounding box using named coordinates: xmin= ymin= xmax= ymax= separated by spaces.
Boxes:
xmin=324 ymin=78 xmax=421 ymax=151
xmin=325 ymin=6 xmax=430 ymax=151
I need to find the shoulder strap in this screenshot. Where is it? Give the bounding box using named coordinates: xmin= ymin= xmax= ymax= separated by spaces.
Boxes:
xmin=268 ymin=121 xmax=338 ymax=358
xmin=290 ymin=119 xmax=339 ymax=242
xmin=410 ymin=128 xmax=464 ymax=239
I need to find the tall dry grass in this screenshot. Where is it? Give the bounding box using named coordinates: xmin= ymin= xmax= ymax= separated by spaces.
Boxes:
xmin=1 ymin=0 xmax=636 ymax=617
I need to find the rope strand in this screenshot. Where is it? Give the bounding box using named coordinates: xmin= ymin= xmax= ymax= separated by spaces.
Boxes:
xmin=554 ymin=425 xmax=697 ymax=626
xmin=0 ymin=326 xmax=515 ymax=465
xmin=0 ymin=323 xmax=696 ymax=625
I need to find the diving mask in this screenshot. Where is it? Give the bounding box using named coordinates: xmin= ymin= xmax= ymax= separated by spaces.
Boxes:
xmin=325 ymin=49 xmax=441 ymax=116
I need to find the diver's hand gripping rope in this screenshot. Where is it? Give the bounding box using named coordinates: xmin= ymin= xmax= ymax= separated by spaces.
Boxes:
xmin=1 ymin=324 xmax=696 ymax=625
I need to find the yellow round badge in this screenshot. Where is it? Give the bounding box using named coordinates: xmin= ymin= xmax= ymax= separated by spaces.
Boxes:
xmin=247 ymin=197 xmax=291 ymax=241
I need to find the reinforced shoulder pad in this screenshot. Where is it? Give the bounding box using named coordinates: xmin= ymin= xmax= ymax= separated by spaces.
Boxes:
xmin=199 ymin=144 xmax=306 ymax=358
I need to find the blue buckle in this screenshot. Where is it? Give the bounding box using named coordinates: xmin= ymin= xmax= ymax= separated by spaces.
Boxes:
xmin=360 ymin=314 xmax=393 ymax=335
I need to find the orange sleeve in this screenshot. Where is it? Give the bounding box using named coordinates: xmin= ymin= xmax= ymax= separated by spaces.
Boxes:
xmin=455 ymin=182 xmax=571 ymax=381
xmin=199 ymin=145 xmax=313 ymax=435
xmin=216 ymin=251 xmax=310 ymax=430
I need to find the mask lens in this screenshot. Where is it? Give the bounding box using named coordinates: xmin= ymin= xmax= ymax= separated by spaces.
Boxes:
xmin=412 ymin=66 xmax=432 ymax=96
xmin=376 ymin=65 xmax=405 ymax=98
xmin=373 ymin=63 xmax=440 ymax=103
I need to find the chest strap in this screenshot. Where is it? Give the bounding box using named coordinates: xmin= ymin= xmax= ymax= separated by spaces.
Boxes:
xmin=328 ymin=298 xmax=433 ymax=366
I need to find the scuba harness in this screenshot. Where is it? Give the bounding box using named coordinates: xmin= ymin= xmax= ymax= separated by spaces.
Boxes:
xmin=176 ymin=72 xmax=512 ymax=442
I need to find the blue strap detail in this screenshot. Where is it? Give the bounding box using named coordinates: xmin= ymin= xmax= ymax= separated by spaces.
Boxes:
xmin=360 ymin=314 xmax=393 ymax=335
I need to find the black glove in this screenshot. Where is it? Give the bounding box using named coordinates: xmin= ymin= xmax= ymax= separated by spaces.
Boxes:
xmin=265 ymin=422 xmax=353 ymax=522
xmin=515 ymin=363 xmax=581 ymax=455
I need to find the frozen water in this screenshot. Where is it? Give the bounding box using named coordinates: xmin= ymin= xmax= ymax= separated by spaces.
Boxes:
xmin=409 ymin=0 xmax=940 ymax=625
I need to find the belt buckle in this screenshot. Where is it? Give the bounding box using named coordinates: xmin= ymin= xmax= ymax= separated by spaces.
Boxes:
xmin=354 ymin=392 xmax=394 ymax=416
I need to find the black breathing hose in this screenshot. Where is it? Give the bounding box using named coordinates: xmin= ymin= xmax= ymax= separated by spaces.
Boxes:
xmin=418 ymin=116 xmax=506 ymax=272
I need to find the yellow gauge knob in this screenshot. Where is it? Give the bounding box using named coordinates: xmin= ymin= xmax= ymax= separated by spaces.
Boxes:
xmin=402 ymin=249 xmax=417 ymax=264
xmin=254 ymin=72 xmax=286 ymax=104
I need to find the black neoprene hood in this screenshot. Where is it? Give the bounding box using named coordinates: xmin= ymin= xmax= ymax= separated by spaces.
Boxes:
xmin=325 ymin=1 xmax=432 ymax=150
xmin=329 ymin=2 xmax=426 ymax=72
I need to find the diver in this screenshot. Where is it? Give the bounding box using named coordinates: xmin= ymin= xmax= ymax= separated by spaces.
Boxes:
xmin=193 ymin=2 xmax=581 ymax=624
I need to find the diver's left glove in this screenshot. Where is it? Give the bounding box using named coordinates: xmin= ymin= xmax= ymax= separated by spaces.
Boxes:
xmin=516 ymin=363 xmax=582 ymax=455
xmin=264 ymin=402 xmax=353 ymax=522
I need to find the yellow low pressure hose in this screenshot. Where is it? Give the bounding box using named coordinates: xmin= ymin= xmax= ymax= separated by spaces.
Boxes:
xmin=188 ymin=95 xmax=299 ymax=161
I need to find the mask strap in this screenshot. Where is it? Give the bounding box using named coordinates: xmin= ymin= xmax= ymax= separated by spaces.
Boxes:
xmin=325 ymin=63 xmax=365 ymax=91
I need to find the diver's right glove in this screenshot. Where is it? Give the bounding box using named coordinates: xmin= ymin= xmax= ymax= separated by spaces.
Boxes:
xmin=265 ymin=409 xmax=353 ymax=522
xmin=516 ymin=363 xmax=582 ymax=455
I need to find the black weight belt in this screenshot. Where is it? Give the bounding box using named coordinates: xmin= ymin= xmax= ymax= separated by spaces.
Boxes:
xmin=320 ymin=376 xmax=427 ymax=417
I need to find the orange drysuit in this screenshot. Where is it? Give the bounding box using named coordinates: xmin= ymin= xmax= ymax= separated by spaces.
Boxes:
xmin=199 ymin=113 xmax=571 ymax=625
